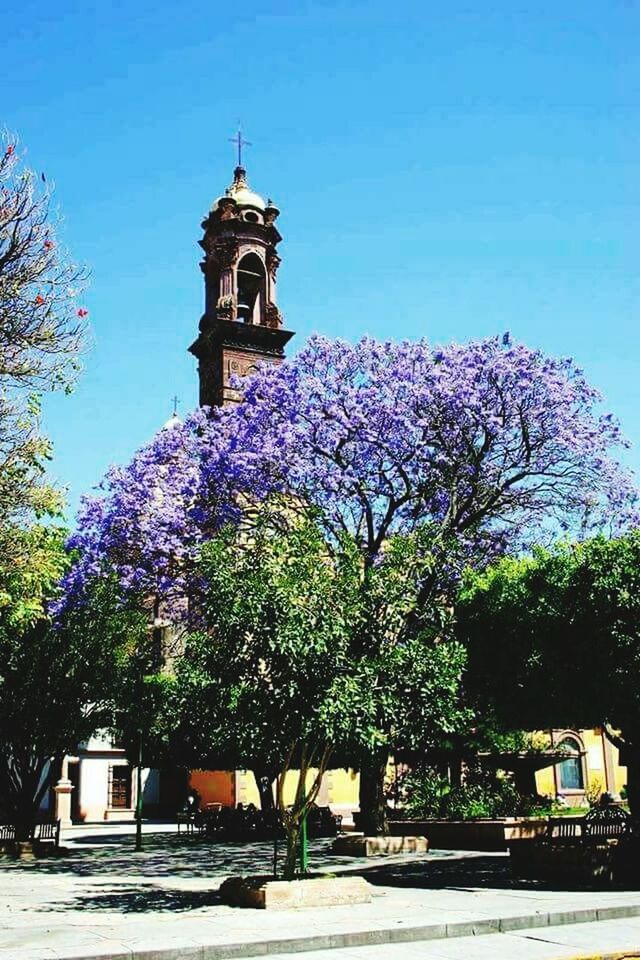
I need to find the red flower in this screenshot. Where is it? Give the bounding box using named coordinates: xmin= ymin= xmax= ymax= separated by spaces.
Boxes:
xmin=5 ymin=145 xmax=14 ymax=156
xmin=44 ymin=239 xmax=54 ymax=250
xmin=77 ymin=308 xmax=88 ymax=318
xmin=34 ymin=295 xmax=46 ymax=305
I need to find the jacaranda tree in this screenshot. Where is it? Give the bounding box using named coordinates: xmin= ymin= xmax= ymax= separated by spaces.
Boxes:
xmin=62 ymin=334 xmax=637 ymax=833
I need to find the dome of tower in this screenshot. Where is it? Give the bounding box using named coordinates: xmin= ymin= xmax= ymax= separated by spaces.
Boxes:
xmin=212 ymin=166 xmax=266 ymax=212
xmin=161 ymin=413 xmax=182 ymax=431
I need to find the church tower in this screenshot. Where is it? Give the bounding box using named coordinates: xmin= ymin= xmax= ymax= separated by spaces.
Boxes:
xmin=189 ymin=158 xmax=294 ymax=407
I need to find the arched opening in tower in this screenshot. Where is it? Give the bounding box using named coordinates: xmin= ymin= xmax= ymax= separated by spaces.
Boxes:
xmin=236 ymin=253 xmax=265 ymax=324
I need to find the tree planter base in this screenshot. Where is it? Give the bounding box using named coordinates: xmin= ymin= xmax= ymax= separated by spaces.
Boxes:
xmin=332 ymin=834 xmax=428 ymax=856
xmin=219 ymin=874 xmax=372 ymax=910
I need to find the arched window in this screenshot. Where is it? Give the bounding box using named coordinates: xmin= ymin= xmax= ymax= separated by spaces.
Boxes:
xmin=557 ymin=735 xmax=584 ymax=791
xmin=236 ymin=253 xmax=265 ymax=324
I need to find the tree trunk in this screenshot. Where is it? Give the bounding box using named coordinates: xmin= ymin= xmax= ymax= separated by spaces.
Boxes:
xmin=358 ymin=752 xmax=389 ymax=836
xmin=283 ymin=821 xmax=301 ymax=880
xmin=4 ymin=757 xmax=50 ymax=842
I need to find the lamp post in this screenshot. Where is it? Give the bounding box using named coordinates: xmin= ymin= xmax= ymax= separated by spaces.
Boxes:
xmin=299 ymin=781 xmax=309 ymax=875
xmin=135 ymin=729 xmax=143 ymax=852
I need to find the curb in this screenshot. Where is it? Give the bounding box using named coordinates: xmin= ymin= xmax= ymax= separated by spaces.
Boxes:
xmin=552 ymin=954 xmax=640 ymax=960
xmin=42 ymin=902 xmax=640 ymax=960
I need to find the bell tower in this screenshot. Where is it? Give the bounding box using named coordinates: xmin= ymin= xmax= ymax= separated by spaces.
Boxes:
xmin=189 ymin=159 xmax=294 ymax=407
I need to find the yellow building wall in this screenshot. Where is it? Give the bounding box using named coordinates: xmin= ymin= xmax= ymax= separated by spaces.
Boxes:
xmin=193 ymin=766 xmax=360 ymax=810
xmin=235 ymin=766 xmax=360 ymax=808
xmin=534 ymin=728 xmax=628 ymax=801
xmin=535 ymin=764 xmax=555 ymax=797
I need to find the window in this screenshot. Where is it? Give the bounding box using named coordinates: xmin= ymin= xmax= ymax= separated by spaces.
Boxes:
xmin=557 ymin=737 xmax=584 ymax=791
xmin=109 ymin=765 xmax=132 ymax=808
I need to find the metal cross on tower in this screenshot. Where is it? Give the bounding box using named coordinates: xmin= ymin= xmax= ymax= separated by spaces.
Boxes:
xmin=229 ymin=127 xmax=252 ymax=167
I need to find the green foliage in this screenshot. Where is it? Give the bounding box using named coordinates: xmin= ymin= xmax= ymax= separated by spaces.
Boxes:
xmin=357 ymin=528 xmax=470 ymax=755
xmin=0 ymin=524 xmax=69 ymax=631
xmin=458 ymin=532 xmax=640 ymax=812
xmin=459 ymin=534 xmax=640 ymax=737
xmin=170 ymin=513 xmax=468 ymax=773
xmin=399 ymin=766 xmax=553 ymax=820
xmin=167 ymin=511 xmax=363 ymax=876
xmin=0 ymin=526 xmax=146 ymax=834
xmin=173 ymin=513 xmax=356 ymax=771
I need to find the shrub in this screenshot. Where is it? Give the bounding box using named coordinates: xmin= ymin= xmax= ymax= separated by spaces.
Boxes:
xmin=398 ymin=765 xmax=552 ymax=820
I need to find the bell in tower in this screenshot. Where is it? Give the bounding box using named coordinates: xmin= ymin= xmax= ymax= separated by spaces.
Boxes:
xmin=189 ymin=157 xmax=294 ymax=407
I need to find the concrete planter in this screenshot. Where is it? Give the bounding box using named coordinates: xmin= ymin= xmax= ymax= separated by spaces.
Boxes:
xmin=390 ymin=817 xmax=547 ymax=851
xmin=219 ymin=874 xmax=372 ymax=910
xmin=332 ymin=834 xmax=428 ymax=857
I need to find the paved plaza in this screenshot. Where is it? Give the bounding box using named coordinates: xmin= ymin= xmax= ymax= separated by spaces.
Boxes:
xmin=1 ymin=824 xmax=640 ymax=959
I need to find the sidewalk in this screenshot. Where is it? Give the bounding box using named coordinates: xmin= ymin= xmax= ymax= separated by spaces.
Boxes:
xmin=0 ymin=826 xmax=639 ymax=959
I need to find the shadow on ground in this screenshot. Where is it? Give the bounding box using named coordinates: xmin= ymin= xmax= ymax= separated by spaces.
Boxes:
xmin=0 ymin=833 xmax=282 ymax=879
xmin=348 ymin=854 xmax=516 ymax=891
xmin=40 ymin=883 xmax=223 ymax=913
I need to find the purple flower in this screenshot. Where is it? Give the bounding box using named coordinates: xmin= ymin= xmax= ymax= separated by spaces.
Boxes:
xmin=61 ymin=334 xmax=639 ymax=618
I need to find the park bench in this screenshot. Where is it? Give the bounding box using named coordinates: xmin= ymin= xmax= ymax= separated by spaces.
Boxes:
xmin=581 ymin=804 xmax=631 ymax=842
xmin=0 ymin=820 xmax=60 ymax=848
xmin=34 ymin=819 xmax=61 ymax=847
xmin=543 ymin=806 xmax=631 ymax=845
xmin=510 ymin=805 xmax=634 ymax=884
xmin=543 ymin=816 xmax=583 ymax=842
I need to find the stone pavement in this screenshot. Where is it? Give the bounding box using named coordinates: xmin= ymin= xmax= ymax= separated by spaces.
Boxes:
xmin=1 ymin=824 xmax=640 ymax=959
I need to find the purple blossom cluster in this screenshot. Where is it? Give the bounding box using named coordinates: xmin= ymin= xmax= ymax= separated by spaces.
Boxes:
xmin=61 ymin=334 xmax=638 ymax=615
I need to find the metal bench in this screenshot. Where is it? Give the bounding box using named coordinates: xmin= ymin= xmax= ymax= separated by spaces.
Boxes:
xmin=35 ymin=820 xmax=61 ymax=846
xmin=0 ymin=820 xmax=60 ymax=846
xmin=582 ymin=804 xmax=631 ymax=842
xmin=542 ymin=807 xmax=631 ymax=845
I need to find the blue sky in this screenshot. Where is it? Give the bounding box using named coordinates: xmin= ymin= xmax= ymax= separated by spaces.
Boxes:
xmin=3 ymin=0 xmax=638 ymax=520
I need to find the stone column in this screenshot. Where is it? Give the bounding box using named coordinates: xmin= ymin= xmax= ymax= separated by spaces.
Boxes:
xmin=54 ymin=778 xmax=74 ymax=828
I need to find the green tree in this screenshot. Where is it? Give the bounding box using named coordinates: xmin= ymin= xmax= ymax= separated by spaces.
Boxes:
xmin=0 ymin=526 xmax=146 ymax=839
xmin=168 ymin=513 xmax=358 ymax=878
xmin=162 ymin=507 xmax=467 ymax=866
xmin=340 ymin=527 xmax=469 ymax=833
xmin=458 ymin=534 xmax=640 ymax=814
